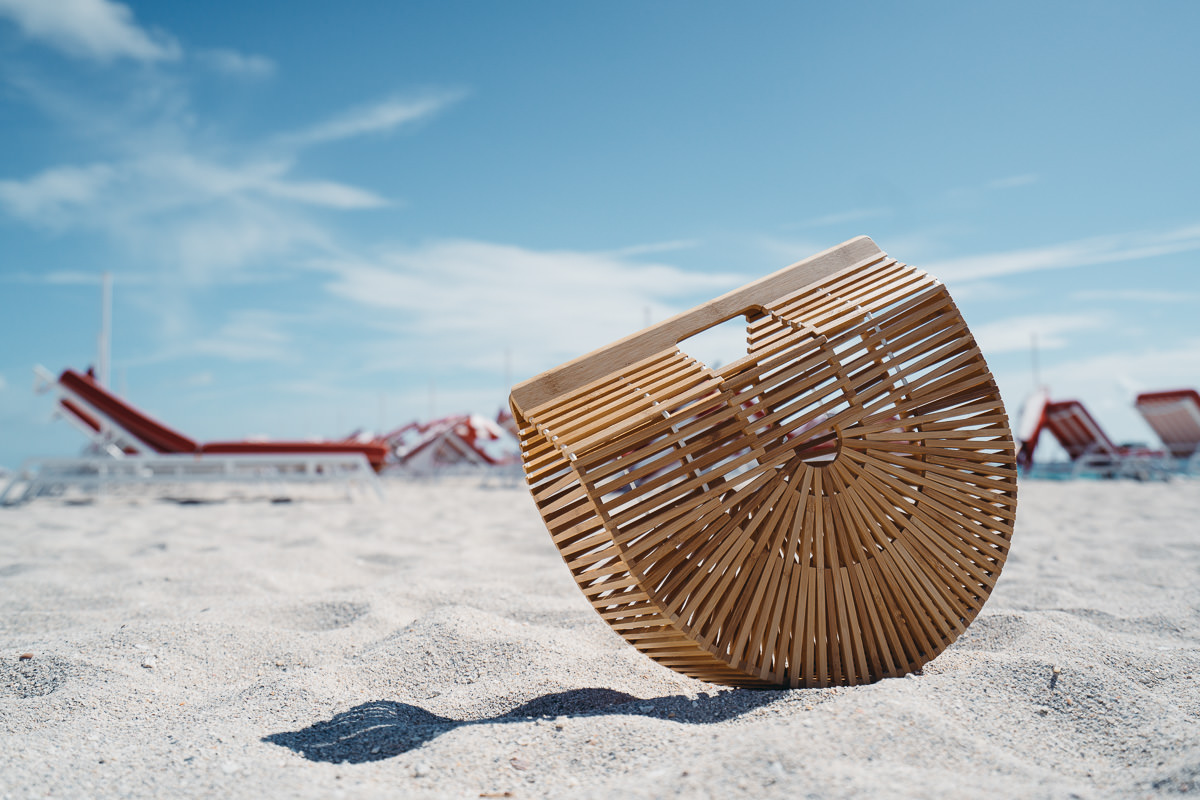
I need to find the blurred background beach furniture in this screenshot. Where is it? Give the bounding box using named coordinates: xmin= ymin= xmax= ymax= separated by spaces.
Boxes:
xmin=1134 ymin=389 xmax=1200 ymax=471
xmin=2 ymin=361 xmax=522 ymax=504
xmin=1 ymin=364 xmax=389 ymax=504
xmin=1015 ymin=386 xmax=1198 ymax=479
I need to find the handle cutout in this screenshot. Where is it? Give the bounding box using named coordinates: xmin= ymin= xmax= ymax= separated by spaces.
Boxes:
xmin=675 ymin=314 xmax=752 ymax=371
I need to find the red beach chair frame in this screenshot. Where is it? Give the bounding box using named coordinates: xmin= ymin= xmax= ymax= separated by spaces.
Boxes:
xmin=1135 ymin=389 xmax=1200 ymax=472
xmin=1042 ymin=399 xmax=1167 ymax=479
xmin=41 ymin=366 xmax=389 ymax=472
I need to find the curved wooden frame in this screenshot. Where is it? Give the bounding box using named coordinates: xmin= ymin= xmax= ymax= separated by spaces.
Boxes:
xmin=509 ymin=237 xmax=1018 ymax=688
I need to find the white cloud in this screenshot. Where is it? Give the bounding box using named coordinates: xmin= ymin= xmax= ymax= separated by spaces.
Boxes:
xmin=42 ymin=270 xmax=102 ymax=285
xmin=0 ymin=270 xmax=165 ymax=285
xmin=317 ymin=240 xmax=747 ymax=376
xmin=754 ymin=235 xmax=838 ymax=267
xmin=0 ymin=163 xmax=115 ymax=223
xmin=260 ymin=179 xmax=386 ymax=209
xmin=196 ymin=48 xmax=275 ymax=79
xmin=942 ymin=279 xmax=1028 ymax=303
xmin=0 ymin=154 xmax=381 ymax=278
xmin=0 ymin=373 xmax=7 ymax=392
xmin=0 ymin=55 xmax=462 ymax=284
xmin=1071 ymin=288 xmax=1200 ymax=304
xmin=971 ymin=312 xmax=1108 ymax=354
xmin=0 ymin=270 xmax=99 ymax=284
xmin=603 ymin=239 xmax=700 ymax=258
xmin=154 ymin=208 xmax=331 ymax=282
xmin=1037 ymin=338 xmax=1200 ymax=398
xmin=193 ymin=310 xmax=294 ymax=362
xmin=985 ymin=174 xmax=1039 ymax=190
xmin=281 ymin=92 xmax=465 ymax=147
xmin=927 ymin=224 xmax=1200 ymax=283
xmin=0 ymin=0 xmax=180 ymax=62
xmin=129 ymin=153 xmax=387 ymax=209
xmin=794 ymin=208 xmax=890 ymax=229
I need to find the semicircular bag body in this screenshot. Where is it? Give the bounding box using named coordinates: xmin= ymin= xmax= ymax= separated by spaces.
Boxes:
xmin=508 ymin=237 xmax=1018 ymax=688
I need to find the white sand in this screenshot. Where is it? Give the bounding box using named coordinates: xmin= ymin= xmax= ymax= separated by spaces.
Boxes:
xmin=1 ymin=477 xmax=1198 ymax=798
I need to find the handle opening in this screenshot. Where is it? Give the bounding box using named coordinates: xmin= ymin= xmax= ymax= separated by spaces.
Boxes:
xmin=675 ymin=312 xmax=757 ymax=371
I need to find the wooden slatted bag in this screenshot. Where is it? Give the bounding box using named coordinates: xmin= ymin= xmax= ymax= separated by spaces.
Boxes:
xmin=508 ymin=236 xmax=1017 ymax=688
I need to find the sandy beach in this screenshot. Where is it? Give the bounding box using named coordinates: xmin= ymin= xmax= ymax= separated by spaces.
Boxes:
xmin=1 ymin=477 xmax=1198 ymax=799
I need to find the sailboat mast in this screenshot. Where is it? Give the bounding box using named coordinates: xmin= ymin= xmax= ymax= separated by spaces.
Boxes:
xmin=97 ymin=271 xmax=112 ymax=387
xmin=1030 ymin=332 xmax=1040 ymax=389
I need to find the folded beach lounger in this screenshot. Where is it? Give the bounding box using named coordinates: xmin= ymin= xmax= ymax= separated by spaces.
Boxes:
xmin=1042 ymin=399 xmax=1166 ymax=479
xmin=1014 ymin=387 xmax=1050 ymax=472
xmin=386 ymin=414 xmax=519 ymax=472
xmin=509 ymin=237 xmax=1018 ymax=688
xmin=53 ymin=368 xmax=390 ymax=471
xmin=1135 ymin=389 xmax=1200 ymax=471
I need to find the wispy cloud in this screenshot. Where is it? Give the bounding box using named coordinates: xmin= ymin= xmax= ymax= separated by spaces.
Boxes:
xmin=942 ymin=279 xmax=1029 ymax=303
xmin=754 ymin=235 xmax=835 ymax=267
xmin=602 ymin=239 xmax=701 ymax=258
xmin=0 ymin=0 xmax=180 ymax=62
xmin=971 ymin=312 xmax=1108 ymax=354
xmin=281 ymin=92 xmax=465 ymax=147
xmin=316 ymin=240 xmax=746 ymax=376
xmin=258 ymin=177 xmax=387 ymax=209
xmin=125 ymin=154 xmax=385 ymax=209
xmin=2 ymin=270 xmax=99 ymax=284
xmin=0 ymin=163 xmax=115 ymax=223
xmin=0 ymin=7 xmax=465 ymax=292
xmin=1071 ymin=288 xmax=1200 ymax=304
xmin=792 ymin=208 xmax=890 ymax=229
xmin=195 ymin=48 xmax=275 ymax=79
xmin=927 ymin=224 xmax=1200 ymax=283
xmin=947 ymin=173 xmax=1040 ymax=201
xmin=985 ymin=173 xmax=1039 ymax=190
xmin=193 ymin=310 xmax=295 ymax=362
xmin=0 ymin=154 xmax=380 ymax=278
xmin=1036 ymin=338 xmax=1200 ymax=397
xmin=151 ymin=206 xmax=332 ymax=283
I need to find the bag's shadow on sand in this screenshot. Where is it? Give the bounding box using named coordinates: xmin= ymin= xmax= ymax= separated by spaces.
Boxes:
xmin=264 ymin=687 xmax=780 ymax=763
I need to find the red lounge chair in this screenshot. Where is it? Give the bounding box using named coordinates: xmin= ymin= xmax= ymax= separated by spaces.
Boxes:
xmin=54 ymin=368 xmax=389 ymax=472
xmin=1135 ymin=389 xmax=1200 ymax=471
xmin=1042 ymin=399 xmax=1167 ymax=479
xmin=1014 ymin=387 xmax=1049 ymax=472
xmin=386 ymin=413 xmax=519 ymax=473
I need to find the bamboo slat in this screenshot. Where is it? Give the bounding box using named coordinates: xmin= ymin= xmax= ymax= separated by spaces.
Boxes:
xmin=509 ymin=236 xmax=1018 ymax=688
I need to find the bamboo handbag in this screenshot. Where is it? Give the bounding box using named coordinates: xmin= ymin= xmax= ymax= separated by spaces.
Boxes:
xmin=508 ymin=237 xmax=1017 ymax=688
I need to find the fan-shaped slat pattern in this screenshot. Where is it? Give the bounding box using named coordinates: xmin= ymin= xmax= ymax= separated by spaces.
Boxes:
xmin=509 ymin=237 xmax=1017 ymax=688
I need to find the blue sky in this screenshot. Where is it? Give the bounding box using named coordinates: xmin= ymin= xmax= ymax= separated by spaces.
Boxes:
xmin=0 ymin=1 xmax=1197 ymax=468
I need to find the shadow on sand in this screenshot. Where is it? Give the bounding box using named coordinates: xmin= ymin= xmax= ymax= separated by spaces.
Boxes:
xmin=264 ymin=687 xmax=781 ymax=763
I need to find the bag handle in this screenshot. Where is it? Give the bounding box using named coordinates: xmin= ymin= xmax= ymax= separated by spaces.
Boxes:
xmin=510 ymin=236 xmax=888 ymax=413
